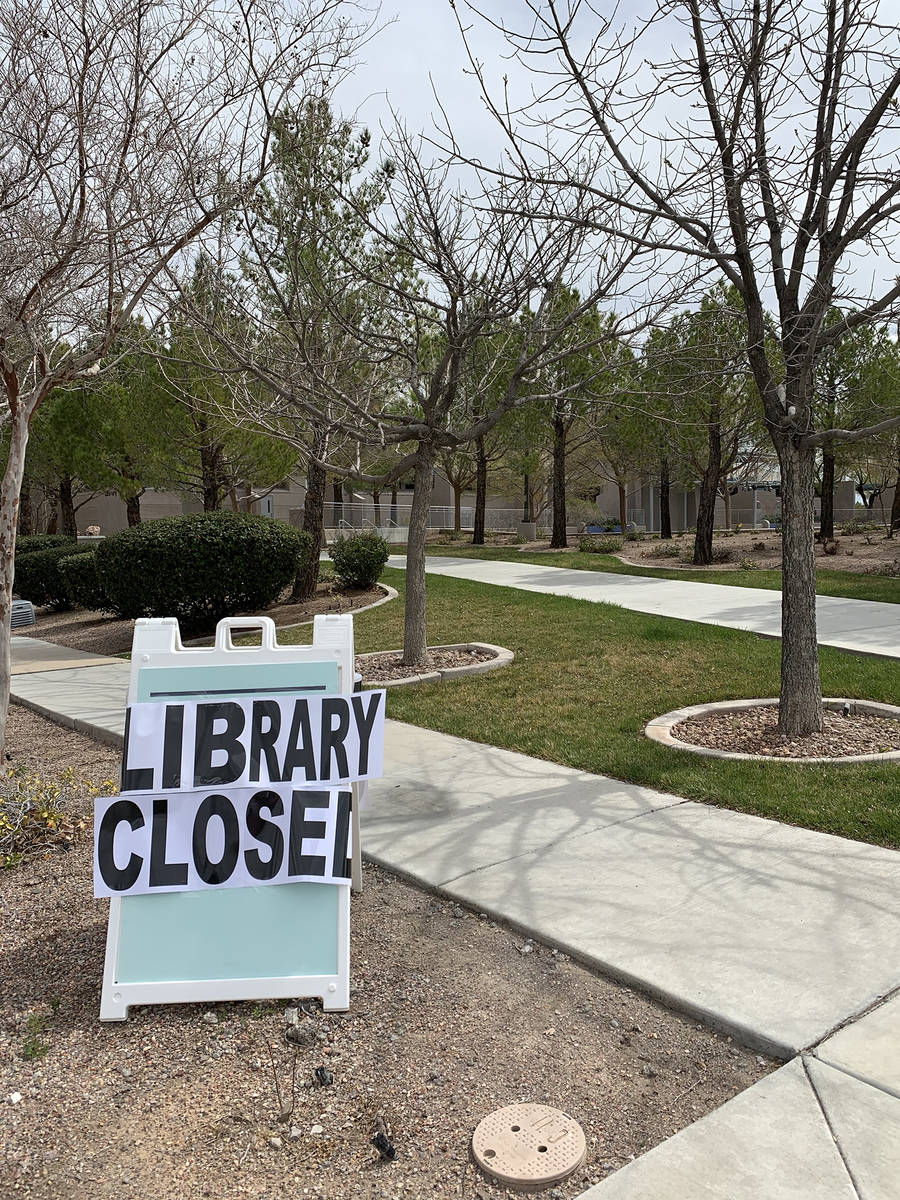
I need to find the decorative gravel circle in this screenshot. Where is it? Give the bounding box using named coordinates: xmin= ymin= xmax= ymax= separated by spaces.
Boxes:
xmin=645 ymin=698 xmax=900 ymax=764
xmin=356 ymin=642 xmax=513 ymax=688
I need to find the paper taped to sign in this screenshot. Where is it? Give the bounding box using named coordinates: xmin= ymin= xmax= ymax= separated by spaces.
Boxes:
xmin=120 ymin=690 xmax=385 ymax=794
xmin=94 ymin=785 xmax=352 ymax=898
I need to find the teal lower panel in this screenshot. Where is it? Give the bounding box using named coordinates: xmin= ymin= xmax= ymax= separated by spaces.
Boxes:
xmin=116 ymin=883 xmax=340 ymax=983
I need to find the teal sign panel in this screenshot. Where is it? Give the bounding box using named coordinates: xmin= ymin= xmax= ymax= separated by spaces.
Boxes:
xmin=121 ymin=659 xmax=342 ymax=986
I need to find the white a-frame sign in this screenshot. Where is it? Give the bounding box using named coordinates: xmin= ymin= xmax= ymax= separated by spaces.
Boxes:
xmin=99 ymin=613 xmax=367 ymax=1021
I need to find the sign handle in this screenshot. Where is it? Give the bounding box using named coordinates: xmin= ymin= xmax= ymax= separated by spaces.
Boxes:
xmin=214 ymin=616 xmax=279 ymax=652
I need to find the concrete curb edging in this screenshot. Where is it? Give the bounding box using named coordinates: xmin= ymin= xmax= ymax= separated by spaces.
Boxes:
xmin=358 ymin=642 xmax=514 ymax=689
xmin=646 ymin=697 xmax=900 ymax=764
xmin=183 ymin=583 xmax=400 ymax=646
xmin=9 ymin=690 xmax=126 ymax=750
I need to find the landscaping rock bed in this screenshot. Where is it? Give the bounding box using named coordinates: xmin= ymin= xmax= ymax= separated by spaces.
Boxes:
xmin=1 ymin=706 xmax=771 ymax=1200
xmin=615 ymin=528 xmax=900 ymax=576
xmin=356 ymin=643 xmax=512 ymax=687
xmin=647 ymin=698 xmax=900 ymax=763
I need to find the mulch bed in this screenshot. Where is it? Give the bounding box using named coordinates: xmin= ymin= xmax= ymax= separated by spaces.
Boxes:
xmin=358 ymin=646 xmax=496 ymax=683
xmin=674 ymin=704 xmax=900 ymax=758
xmin=0 ymin=706 xmax=771 ymax=1200
xmin=19 ymin=583 xmax=385 ymax=657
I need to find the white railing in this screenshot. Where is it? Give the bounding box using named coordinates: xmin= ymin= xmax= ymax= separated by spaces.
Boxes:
xmin=324 ymin=502 xmax=525 ymax=533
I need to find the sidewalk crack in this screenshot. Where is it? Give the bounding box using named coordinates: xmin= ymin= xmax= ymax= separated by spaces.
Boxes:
xmin=805 ymin=979 xmax=900 ymax=1055
xmin=802 ymin=1055 xmax=863 ymax=1200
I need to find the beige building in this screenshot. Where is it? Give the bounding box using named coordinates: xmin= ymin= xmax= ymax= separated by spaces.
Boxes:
xmin=55 ymin=469 xmax=875 ymax=538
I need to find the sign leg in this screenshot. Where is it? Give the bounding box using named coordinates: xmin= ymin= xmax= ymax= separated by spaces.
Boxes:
xmin=351 ymin=782 xmax=365 ymax=893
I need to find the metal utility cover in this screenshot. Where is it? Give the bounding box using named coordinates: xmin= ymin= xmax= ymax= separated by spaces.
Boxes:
xmin=472 ymin=1102 xmax=586 ymax=1190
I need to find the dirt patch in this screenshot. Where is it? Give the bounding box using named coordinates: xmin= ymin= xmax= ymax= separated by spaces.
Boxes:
xmin=1 ymin=707 xmax=771 ymax=1200
xmin=19 ymin=582 xmax=386 ymax=657
xmin=674 ymin=704 xmax=900 ymax=759
xmin=357 ymin=646 xmax=496 ymax=683
xmin=426 ymin=531 xmax=522 ymax=548
xmin=615 ymin=529 xmax=900 ymax=576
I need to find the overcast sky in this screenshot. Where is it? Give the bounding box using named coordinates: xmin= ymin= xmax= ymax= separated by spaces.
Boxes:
xmin=333 ymin=1 xmax=898 ymax=319
xmin=335 ymin=1 xmax=524 ymax=163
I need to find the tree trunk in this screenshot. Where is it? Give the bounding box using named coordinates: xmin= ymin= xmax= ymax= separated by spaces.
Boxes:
xmin=19 ymin=474 xmax=33 ymax=538
xmin=472 ymin=437 xmax=487 ymax=545
xmin=777 ymin=438 xmax=823 ymax=735
xmin=331 ymin=480 xmax=344 ymax=527
xmin=722 ymin=483 xmax=732 ymax=530
xmin=373 ymin=488 xmax=382 ymax=528
xmin=550 ymin=408 xmax=568 ymax=548
xmin=125 ymin=494 xmax=142 ymax=526
xmin=522 ymin=473 xmax=530 ymax=521
xmin=292 ymin=446 xmax=326 ymax=602
xmin=402 ymin=443 xmax=435 ymax=668
xmin=693 ymin=413 xmax=721 ymax=565
xmin=390 ymin=486 xmax=398 ymax=526
xmin=820 ymin=449 xmax=835 ymax=540
xmin=890 ymin=449 xmax=900 ymax=538
xmin=199 ymin=440 xmax=220 ymax=511
xmin=0 ymin=407 xmax=31 ymax=750
xmin=855 ymin=480 xmax=875 ymax=509
xmin=659 ymin=457 xmax=672 ymax=539
xmin=58 ymin=476 xmax=78 ymax=538
xmin=617 ymin=482 xmax=627 ymax=535
xmin=453 ymin=484 xmax=462 ymax=532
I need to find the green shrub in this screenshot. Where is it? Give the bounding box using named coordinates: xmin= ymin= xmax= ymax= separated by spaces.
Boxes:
xmin=679 ymin=544 xmax=733 ymax=564
xmin=95 ymin=512 xmax=312 ymax=633
xmin=329 ymin=531 xmax=390 ymax=588
xmin=14 ymin=544 xmax=80 ymax=608
xmin=842 ymin=517 xmax=882 ymax=535
xmin=0 ymin=764 xmax=115 ymax=870
xmin=21 ymin=1012 xmax=50 ymax=1060
xmin=16 ymin=534 xmax=77 ymax=558
xmin=866 ymin=560 xmax=900 ymax=577
xmin=578 ymin=534 xmax=623 ymax=554
xmin=59 ymin=551 xmax=107 ymax=610
xmin=653 ymin=542 xmax=682 ymax=558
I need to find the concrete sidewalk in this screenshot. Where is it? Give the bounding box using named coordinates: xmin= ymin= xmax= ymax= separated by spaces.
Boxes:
xmin=387 ymin=555 xmax=900 ymax=658
xmin=9 ymin=635 xmax=900 ymax=1199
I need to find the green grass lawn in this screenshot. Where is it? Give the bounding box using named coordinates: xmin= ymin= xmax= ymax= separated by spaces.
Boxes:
xmin=422 ymin=543 xmax=900 ymax=605
xmin=275 ymin=568 xmax=900 ymax=849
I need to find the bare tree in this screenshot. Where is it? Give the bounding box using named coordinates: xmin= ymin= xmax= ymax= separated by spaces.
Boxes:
xmin=187 ymin=128 xmax=651 ymax=665
xmin=456 ymin=0 xmax=900 ymax=735
xmin=0 ymin=0 xmax=364 ymax=744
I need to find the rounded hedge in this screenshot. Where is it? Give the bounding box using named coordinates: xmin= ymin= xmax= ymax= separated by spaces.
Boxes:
xmin=95 ymin=512 xmax=312 ymax=632
xmin=14 ymin=543 xmax=81 ymax=608
xmin=16 ymin=534 xmax=77 ymax=558
xmin=59 ymin=551 xmax=108 ymax=611
xmin=328 ymin=531 xmax=390 ymax=589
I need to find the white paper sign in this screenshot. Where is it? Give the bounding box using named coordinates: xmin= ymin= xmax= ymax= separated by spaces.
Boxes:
xmin=94 ymin=785 xmax=353 ymax=898
xmin=120 ymin=691 xmax=385 ymax=794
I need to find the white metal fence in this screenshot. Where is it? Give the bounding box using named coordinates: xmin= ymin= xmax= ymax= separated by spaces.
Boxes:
xmin=324 ymin=502 xmax=526 ymax=533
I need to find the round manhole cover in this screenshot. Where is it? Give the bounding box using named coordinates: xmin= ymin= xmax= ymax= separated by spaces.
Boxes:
xmin=472 ymin=1102 xmax=586 ymax=1190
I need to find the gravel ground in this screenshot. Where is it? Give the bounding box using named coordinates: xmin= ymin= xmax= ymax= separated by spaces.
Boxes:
xmin=19 ymin=584 xmax=385 ymax=657
xmin=358 ymin=648 xmax=496 ymax=683
xmin=617 ymin=529 xmax=900 ymax=576
xmin=675 ymin=704 xmax=900 ymax=758
xmin=1 ymin=707 xmax=772 ymax=1200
